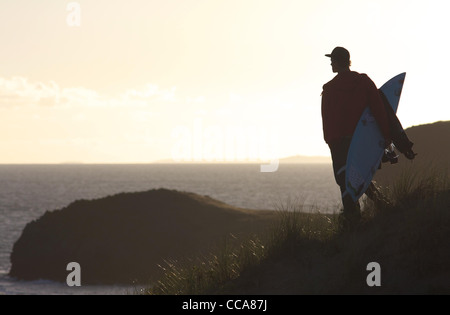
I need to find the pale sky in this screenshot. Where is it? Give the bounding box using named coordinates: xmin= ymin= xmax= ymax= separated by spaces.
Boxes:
xmin=0 ymin=0 xmax=448 ymax=163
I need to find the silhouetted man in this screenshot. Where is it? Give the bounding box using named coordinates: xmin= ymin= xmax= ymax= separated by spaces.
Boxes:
xmin=321 ymin=47 xmax=391 ymax=231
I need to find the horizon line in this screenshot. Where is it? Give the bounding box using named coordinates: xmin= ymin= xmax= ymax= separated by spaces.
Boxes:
xmin=0 ymin=155 xmax=333 ymax=165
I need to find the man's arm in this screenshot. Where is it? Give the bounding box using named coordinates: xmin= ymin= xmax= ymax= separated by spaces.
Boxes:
xmin=321 ymin=85 xmax=333 ymax=144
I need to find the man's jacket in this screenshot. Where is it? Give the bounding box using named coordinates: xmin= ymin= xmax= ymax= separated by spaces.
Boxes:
xmin=321 ymin=71 xmax=391 ymax=146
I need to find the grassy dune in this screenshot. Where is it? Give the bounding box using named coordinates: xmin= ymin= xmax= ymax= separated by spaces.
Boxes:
xmin=140 ymin=168 xmax=450 ymax=295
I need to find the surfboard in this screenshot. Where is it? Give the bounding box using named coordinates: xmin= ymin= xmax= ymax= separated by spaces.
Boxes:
xmin=345 ymin=72 xmax=406 ymax=202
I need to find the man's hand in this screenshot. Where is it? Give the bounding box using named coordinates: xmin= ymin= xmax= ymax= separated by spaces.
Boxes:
xmin=404 ymin=149 xmax=417 ymax=160
xmin=384 ymin=139 xmax=393 ymax=149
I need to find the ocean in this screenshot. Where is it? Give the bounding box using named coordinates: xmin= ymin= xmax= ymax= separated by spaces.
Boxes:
xmin=0 ymin=163 xmax=340 ymax=295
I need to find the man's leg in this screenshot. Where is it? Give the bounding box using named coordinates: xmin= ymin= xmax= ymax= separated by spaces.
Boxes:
xmin=337 ymin=168 xmax=361 ymax=230
xmin=329 ymin=137 xmax=361 ymax=230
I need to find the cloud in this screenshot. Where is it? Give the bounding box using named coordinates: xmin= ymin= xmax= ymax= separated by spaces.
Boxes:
xmin=0 ymin=77 xmax=59 ymax=107
xmin=120 ymin=84 xmax=177 ymax=105
xmin=0 ymin=76 xmax=177 ymax=109
xmin=0 ymin=77 xmax=69 ymax=108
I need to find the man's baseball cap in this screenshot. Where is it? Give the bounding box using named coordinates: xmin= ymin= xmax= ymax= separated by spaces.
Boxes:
xmin=325 ymin=47 xmax=350 ymax=62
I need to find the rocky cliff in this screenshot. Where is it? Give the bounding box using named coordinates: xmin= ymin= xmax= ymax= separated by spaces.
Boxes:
xmin=9 ymin=188 xmax=275 ymax=284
